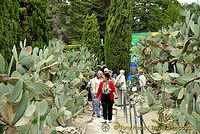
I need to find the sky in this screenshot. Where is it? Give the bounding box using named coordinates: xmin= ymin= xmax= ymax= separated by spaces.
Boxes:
xmin=178 ymin=0 xmax=199 ymax=4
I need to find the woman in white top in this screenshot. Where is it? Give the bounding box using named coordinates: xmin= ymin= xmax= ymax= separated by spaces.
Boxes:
xmin=139 ymin=69 xmax=147 ymax=90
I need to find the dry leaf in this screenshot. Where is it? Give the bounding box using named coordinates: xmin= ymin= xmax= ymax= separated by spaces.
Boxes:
xmin=69 ymin=66 xmax=76 ymax=70
xmin=25 ymin=46 xmax=32 ymax=56
xmin=46 ymin=81 xmax=54 ymax=88
xmin=5 ymin=127 xmax=18 ymax=134
xmin=7 ymin=78 xmax=19 ymax=85
xmin=163 ymin=73 xmax=171 ymax=82
xmin=0 ymin=74 xmax=9 ymax=83
xmin=49 ymin=66 xmax=59 ymax=75
xmin=39 ymin=62 xmax=59 ymax=72
xmin=164 ymin=88 xmax=170 ymax=93
xmin=79 ymin=72 xmax=83 ymax=79
xmin=12 ymin=102 xmax=19 ymax=113
xmin=15 ymin=116 xmax=30 ymax=127
xmin=57 ymin=115 xmax=65 ymax=127
xmin=0 ymin=96 xmax=13 ymax=125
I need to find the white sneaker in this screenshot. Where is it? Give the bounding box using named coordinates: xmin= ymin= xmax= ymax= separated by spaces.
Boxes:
xmin=101 ymin=119 xmax=107 ymax=123
xmin=92 ymin=113 xmax=96 ymax=117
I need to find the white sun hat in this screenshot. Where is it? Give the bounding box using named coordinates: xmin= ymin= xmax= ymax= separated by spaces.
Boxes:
xmin=104 ymin=68 xmax=109 ymax=72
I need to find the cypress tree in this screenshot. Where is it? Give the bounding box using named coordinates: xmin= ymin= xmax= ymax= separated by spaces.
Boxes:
xmin=81 ymin=13 xmax=102 ymax=63
xmin=19 ymin=0 xmax=50 ymax=48
xmin=48 ymin=0 xmax=91 ymax=45
xmin=88 ymin=0 xmax=110 ymax=40
xmin=48 ymin=0 xmax=109 ymax=45
xmin=132 ymin=0 xmax=183 ymax=32
xmin=48 ymin=0 xmax=71 ymax=43
xmin=105 ymin=0 xmax=133 ymax=77
xmin=0 ymin=0 xmax=21 ymax=63
xmin=0 ymin=0 xmax=50 ymax=63
xmin=66 ymin=0 xmax=91 ymax=45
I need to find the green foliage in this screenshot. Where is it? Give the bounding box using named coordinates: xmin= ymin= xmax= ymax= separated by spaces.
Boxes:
xmin=65 ymin=44 xmax=82 ymax=53
xmin=19 ymin=0 xmax=50 ymax=48
xmin=48 ymin=0 xmax=110 ymax=45
xmin=0 ymin=0 xmax=50 ymax=66
xmin=131 ymin=3 xmax=200 ymax=133
xmin=12 ymin=91 xmax=29 ymax=125
xmin=59 ymin=0 xmax=90 ymax=45
xmin=8 ymin=79 xmax=22 ymax=103
xmin=0 ymin=0 xmax=21 ymax=64
xmin=105 ymin=0 xmax=133 ymax=77
xmin=88 ymin=0 xmax=110 ymax=39
xmin=48 ymin=0 xmax=70 ymax=43
xmin=27 ymin=82 xmax=50 ymax=94
xmin=0 ymin=54 xmax=5 ymax=74
xmin=48 ymin=0 xmax=90 ymax=45
xmin=24 ymin=104 xmax=36 ymax=117
xmin=81 ymin=13 xmax=103 ymax=63
xmin=138 ymin=107 xmax=150 ymax=115
xmin=132 ymin=0 xmax=183 ymax=32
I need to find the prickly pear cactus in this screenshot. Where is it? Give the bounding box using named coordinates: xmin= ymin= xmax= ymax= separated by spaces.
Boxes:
xmin=130 ymin=3 xmax=200 ymax=133
xmin=0 ymin=39 xmax=100 ymax=133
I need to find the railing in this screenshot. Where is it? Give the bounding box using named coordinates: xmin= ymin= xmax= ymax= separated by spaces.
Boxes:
xmin=121 ymin=89 xmax=160 ymax=134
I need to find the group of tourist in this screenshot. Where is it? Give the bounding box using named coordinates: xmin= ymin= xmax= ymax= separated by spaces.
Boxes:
xmin=86 ymin=68 xmax=146 ymax=123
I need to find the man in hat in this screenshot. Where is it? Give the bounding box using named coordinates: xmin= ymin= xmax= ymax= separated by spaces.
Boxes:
xmin=104 ymin=68 xmax=109 ymax=74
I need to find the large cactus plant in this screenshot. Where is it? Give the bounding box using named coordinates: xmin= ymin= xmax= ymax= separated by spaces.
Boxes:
xmin=131 ymin=3 xmax=200 ymax=134
xmin=0 ymin=39 xmax=99 ymax=134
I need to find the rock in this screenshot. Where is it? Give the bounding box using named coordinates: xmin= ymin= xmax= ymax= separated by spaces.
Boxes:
xmin=56 ymin=126 xmax=80 ymax=134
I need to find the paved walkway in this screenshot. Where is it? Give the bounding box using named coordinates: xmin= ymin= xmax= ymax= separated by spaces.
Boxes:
xmin=84 ymin=101 xmax=175 ymax=134
xmin=84 ymin=104 xmax=156 ymax=134
xmin=85 ymin=116 xmax=119 ymax=134
xmin=85 ymin=105 xmax=120 ymax=134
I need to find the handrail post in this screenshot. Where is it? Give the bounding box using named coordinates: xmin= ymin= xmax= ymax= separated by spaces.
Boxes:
xmin=133 ymin=104 xmax=138 ymax=134
xmin=129 ymin=98 xmax=133 ymax=134
xmin=121 ymin=89 xmax=122 ymax=109
xmin=123 ymin=90 xmax=128 ymax=123
xmin=140 ymin=115 xmax=144 ymax=134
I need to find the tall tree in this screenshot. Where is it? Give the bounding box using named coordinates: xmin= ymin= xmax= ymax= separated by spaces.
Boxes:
xmin=48 ymin=0 xmax=69 ymax=42
xmin=0 ymin=0 xmax=21 ymax=63
xmin=132 ymin=0 xmax=183 ymax=32
xmin=19 ymin=0 xmax=50 ymax=48
xmin=48 ymin=0 xmax=90 ymax=45
xmin=105 ymin=0 xmax=133 ymax=77
xmin=65 ymin=0 xmax=91 ymax=45
xmin=88 ymin=0 xmax=110 ymax=40
xmin=81 ymin=13 xmax=103 ymax=63
xmin=0 ymin=0 xmax=50 ymax=64
xmin=48 ymin=0 xmax=110 ymax=45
